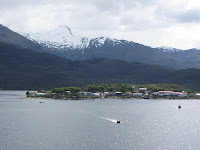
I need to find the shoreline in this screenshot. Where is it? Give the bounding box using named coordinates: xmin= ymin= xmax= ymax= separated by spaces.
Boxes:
xmin=23 ymin=96 xmax=200 ymax=101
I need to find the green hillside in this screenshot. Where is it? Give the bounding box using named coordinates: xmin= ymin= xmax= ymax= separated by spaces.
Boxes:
xmin=1 ymin=41 xmax=200 ymax=91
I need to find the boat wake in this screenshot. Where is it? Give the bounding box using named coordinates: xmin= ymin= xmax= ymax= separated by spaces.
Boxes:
xmin=88 ymin=113 xmax=120 ymax=123
xmin=101 ymin=117 xmax=118 ymax=123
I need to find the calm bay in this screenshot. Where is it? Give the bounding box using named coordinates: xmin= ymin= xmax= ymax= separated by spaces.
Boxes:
xmin=1 ymin=90 xmax=200 ymax=150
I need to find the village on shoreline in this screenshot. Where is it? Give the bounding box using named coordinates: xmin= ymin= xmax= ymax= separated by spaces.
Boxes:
xmin=26 ymin=84 xmax=200 ymax=100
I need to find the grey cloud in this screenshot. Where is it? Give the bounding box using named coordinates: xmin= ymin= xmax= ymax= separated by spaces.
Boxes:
xmin=2 ymin=0 xmax=200 ymax=49
xmin=173 ymin=9 xmax=200 ymax=23
xmin=157 ymin=8 xmax=200 ymax=23
xmin=85 ymin=0 xmax=157 ymax=14
xmin=0 ymin=0 xmax=45 ymax=9
xmin=1 ymin=0 xmax=200 ymax=34
xmin=0 ymin=0 xmax=158 ymax=13
xmin=0 ymin=0 xmax=164 ymax=33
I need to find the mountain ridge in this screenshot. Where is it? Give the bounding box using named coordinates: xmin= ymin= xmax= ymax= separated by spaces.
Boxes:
xmin=0 ymin=24 xmax=44 ymax=53
xmin=19 ymin=25 xmax=200 ymax=70
xmin=1 ymin=24 xmax=200 ymax=70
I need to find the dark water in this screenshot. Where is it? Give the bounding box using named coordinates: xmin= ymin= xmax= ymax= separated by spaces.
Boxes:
xmin=1 ymin=91 xmax=200 ymax=150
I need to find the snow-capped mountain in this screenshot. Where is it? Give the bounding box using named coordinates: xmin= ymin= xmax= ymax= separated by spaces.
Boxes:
xmin=20 ymin=26 xmax=134 ymax=52
xmin=21 ymin=26 xmax=122 ymax=51
xmin=19 ymin=25 xmax=200 ymax=69
xmin=21 ymin=25 xmax=91 ymax=51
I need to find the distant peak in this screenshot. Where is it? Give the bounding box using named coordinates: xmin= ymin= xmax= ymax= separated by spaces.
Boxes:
xmin=58 ymin=25 xmax=71 ymax=31
xmin=188 ymin=48 xmax=200 ymax=51
xmin=49 ymin=25 xmax=74 ymax=36
xmin=156 ymin=46 xmax=182 ymax=53
xmin=157 ymin=46 xmax=176 ymax=50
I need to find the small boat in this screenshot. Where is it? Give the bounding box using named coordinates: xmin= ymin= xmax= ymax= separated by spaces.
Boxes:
xmin=117 ymin=120 xmax=120 ymax=123
xmin=40 ymin=102 xmax=44 ymax=103
xmin=178 ymin=105 xmax=181 ymax=109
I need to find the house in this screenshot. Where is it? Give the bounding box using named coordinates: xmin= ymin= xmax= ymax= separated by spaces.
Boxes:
xmin=93 ymin=93 xmax=100 ymax=96
xmin=154 ymin=91 xmax=187 ymax=97
xmin=78 ymin=92 xmax=83 ymax=95
xmin=178 ymin=93 xmax=187 ymax=97
xmin=145 ymin=91 xmax=149 ymax=96
xmin=133 ymin=92 xmax=142 ymax=96
xmin=171 ymin=92 xmax=180 ymax=96
xmin=196 ymin=93 xmax=200 ymax=96
xmin=125 ymin=92 xmax=133 ymax=96
xmin=36 ymin=93 xmax=45 ymax=97
xmin=87 ymin=92 xmax=93 ymax=96
xmin=93 ymin=92 xmax=103 ymax=98
xmin=65 ymin=91 xmax=71 ymax=95
xmin=189 ymin=93 xmax=196 ymax=97
xmin=157 ymin=91 xmax=173 ymax=96
xmin=50 ymin=93 xmax=56 ymax=98
xmin=115 ymin=92 xmax=122 ymax=96
xmin=104 ymin=92 xmax=109 ymax=96
xmin=139 ymin=88 xmax=147 ymax=92
xmin=83 ymin=92 xmax=88 ymax=96
xmin=153 ymin=92 xmax=159 ymax=95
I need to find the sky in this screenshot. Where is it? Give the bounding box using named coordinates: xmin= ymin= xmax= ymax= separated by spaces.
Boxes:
xmin=1 ymin=0 xmax=200 ymax=49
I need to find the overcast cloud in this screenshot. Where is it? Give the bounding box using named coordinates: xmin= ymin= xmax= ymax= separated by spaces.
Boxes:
xmin=1 ymin=0 xmax=200 ymax=49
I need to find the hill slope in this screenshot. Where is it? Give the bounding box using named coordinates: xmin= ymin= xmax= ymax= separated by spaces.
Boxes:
xmin=1 ymin=41 xmax=200 ymax=91
xmin=0 ymin=24 xmax=44 ymax=53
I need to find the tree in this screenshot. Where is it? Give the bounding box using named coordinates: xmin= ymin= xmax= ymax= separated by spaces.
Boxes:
xmin=26 ymin=91 xmax=30 ymax=97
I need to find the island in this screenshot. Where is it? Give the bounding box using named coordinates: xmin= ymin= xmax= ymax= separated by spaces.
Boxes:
xmin=26 ymin=83 xmax=200 ymax=100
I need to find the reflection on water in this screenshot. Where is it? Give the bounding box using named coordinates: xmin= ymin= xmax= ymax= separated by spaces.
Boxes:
xmin=1 ymin=90 xmax=200 ymax=150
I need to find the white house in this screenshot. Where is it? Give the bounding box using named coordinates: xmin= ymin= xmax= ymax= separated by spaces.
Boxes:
xmin=133 ymin=92 xmax=142 ymax=96
xmin=139 ymin=88 xmax=147 ymax=92
xmin=36 ymin=93 xmax=45 ymax=97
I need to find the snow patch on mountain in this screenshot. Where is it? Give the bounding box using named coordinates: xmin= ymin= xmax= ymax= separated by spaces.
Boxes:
xmin=20 ymin=25 xmax=136 ymax=52
xmin=21 ymin=25 xmax=91 ymax=50
xmin=157 ymin=46 xmax=200 ymax=53
xmin=88 ymin=37 xmax=107 ymax=48
xmin=157 ymin=46 xmax=181 ymax=52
